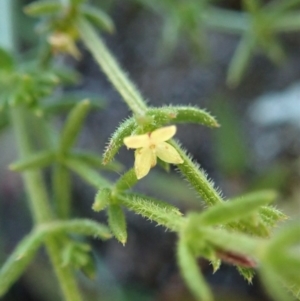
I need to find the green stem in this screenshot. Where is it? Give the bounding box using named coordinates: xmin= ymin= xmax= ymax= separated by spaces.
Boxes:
xmin=171 ymin=140 xmax=223 ymax=206
xmin=203 ymin=227 xmax=266 ymax=258
xmin=10 ymin=107 xmax=82 ymax=301
xmin=77 ymin=18 xmax=148 ymax=117
xmin=78 ymin=20 xmax=225 ymax=207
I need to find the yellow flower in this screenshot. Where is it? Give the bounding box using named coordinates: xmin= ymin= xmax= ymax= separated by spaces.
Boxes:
xmin=124 ymin=125 xmax=184 ymax=179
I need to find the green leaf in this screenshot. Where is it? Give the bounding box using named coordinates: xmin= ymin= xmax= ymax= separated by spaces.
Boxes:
xmin=52 ymin=67 xmax=81 ymax=85
xmin=9 ymin=150 xmax=56 ymax=171
xmin=80 ymin=254 xmax=97 ymax=279
xmin=211 ymin=97 xmax=248 ymax=175
xmin=114 ymin=168 xmax=138 ymax=191
xmin=237 ymin=266 xmax=255 ymax=284
xmin=0 ymin=48 xmax=14 ymax=71
xmin=147 ymin=105 xmax=219 ymax=128
xmin=226 ymin=34 xmax=254 ymax=87
xmin=265 ymin=0 xmax=300 ymax=12
xmin=272 ymin=254 xmax=300 ymax=288
xmin=259 ymin=205 xmax=287 ymax=228
xmin=61 ymin=241 xmax=96 ymax=279
xmin=177 ymin=238 xmax=213 ymax=301
xmin=210 ymin=258 xmax=221 ymax=273
xmin=0 ymin=230 xmax=44 ymax=297
xmin=82 ymin=5 xmax=115 ymax=33
xmin=69 ymin=151 xmax=123 ymax=172
xmin=108 ymin=204 xmax=127 ymax=245
xmin=191 ymin=226 xmax=263 ymax=257
xmin=260 ymin=264 xmax=295 ymax=301
xmin=231 ymin=216 xmax=270 ymax=237
xmin=59 ymin=99 xmax=91 ymax=153
xmin=93 ymin=188 xmax=111 ymax=212
xmin=64 ymin=157 xmax=111 ymax=188
xmin=41 ymin=93 xmax=105 ymax=115
xmin=0 ymin=111 xmax=9 ymax=133
xmin=118 ymin=193 xmax=183 ymax=231
xmin=243 ymin=0 xmax=262 ymax=13
xmin=24 ymin=1 xmax=62 ymax=16
xmin=267 ymin=221 xmax=300 ymax=251
xmin=102 ymin=117 xmax=136 ymax=165
xmin=196 ymin=190 xmax=277 ymax=226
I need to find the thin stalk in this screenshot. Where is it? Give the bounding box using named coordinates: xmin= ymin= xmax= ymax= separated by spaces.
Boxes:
xmin=77 ymin=19 xmax=148 ymax=117
xmin=10 ymin=107 xmax=82 ymax=301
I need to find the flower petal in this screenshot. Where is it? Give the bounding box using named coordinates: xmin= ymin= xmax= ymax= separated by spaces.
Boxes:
xmin=156 ymin=142 xmax=184 ymax=164
xmin=124 ymin=134 xmax=149 ymax=149
xmin=150 ymin=125 xmax=176 ymax=143
xmin=134 ymin=148 xmax=154 ymax=179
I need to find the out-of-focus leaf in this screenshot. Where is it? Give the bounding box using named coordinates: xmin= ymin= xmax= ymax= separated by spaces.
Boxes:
xmin=211 ymin=97 xmax=248 ymax=175
xmin=24 ymin=1 xmax=62 ymax=16
xmin=0 ymin=48 xmax=14 ymax=71
xmin=41 ymin=92 xmax=105 ymax=115
xmin=82 ymin=5 xmax=115 ymax=33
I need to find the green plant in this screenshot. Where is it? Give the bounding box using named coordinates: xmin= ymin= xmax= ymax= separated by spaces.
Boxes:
xmin=0 ymin=1 xmax=299 ymax=301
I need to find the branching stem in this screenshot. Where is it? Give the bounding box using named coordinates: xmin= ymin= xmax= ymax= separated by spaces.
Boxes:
xmin=10 ymin=107 xmax=82 ymax=301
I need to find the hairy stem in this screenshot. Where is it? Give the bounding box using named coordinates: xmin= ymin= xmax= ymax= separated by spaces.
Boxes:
xmin=10 ymin=107 xmax=82 ymax=301
xmin=78 ymin=21 xmax=225 ymax=207
xmin=77 ymin=19 xmax=148 ymax=116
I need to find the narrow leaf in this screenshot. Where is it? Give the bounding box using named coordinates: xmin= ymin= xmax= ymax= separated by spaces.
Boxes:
xmin=70 ymin=151 xmax=123 ymax=172
xmin=114 ymin=168 xmax=138 ymax=191
xmin=24 ymin=1 xmax=62 ymax=16
xmin=197 ymin=190 xmax=277 ymax=226
xmin=267 ymin=221 xmax=300 ymax=251
xmin=80 ymin=254 xmax=97 ymax=279
xmin=59 ymin=99 xmax=91 ymax=153
xmin=108 ymin=204 xmax=127 ymax=245
xmin=148 ymin=106 xmax=219 ymax=128
xmin=0 ymin=48 xmax=15 ymax=71
xmin=102 ymin=117 xmax=136 ymax=165
xmin=118 ymin=193 xmax=183 ymax=231
xmin=237 ymin=266 xmax=255 ymax=284
xmin=226 ymin=34 xmax=254 ymax=87
xmin=41 ymin=93 xmax=105 ymax=115
xmin=93 ymin=188 xmax=111 ymax=212
xmin=9 ymin=150 xmax=56 ymax=171
xmin=177 ymin=238 xmax=213 ymax=301
xmin=0 ymin=231 xmax=44 ymax=296
xmin=64 ymin=157 xmax=111 ymax=188
xmin=82 ymin=5 xmax=115 ymax=33
xmin=259 ymin=205 xmax=287 ymax=227
xmin=201 ymin=227 xmax=264 ymax=257
xmin=272 ymin=13 xmax=300 ymax=32
xmin=272 ymin=254 xmax=300 ymax=287
xmin=260 ymin=265 xmax=295 ymax=301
